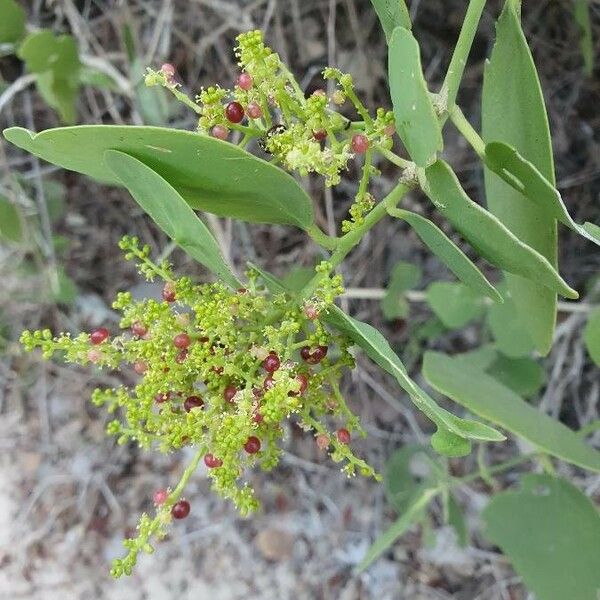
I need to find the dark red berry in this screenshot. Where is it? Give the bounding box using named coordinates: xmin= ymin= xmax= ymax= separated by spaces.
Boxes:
xmin=262 ymin=352 xmax=281 ymax=373
xmin=246 ymin=102 xmax=262 ymax=119
xmin=173 ymin=333 xmax=191 ymax=349
xmin=162 ymin=282 xmax=176 ymax=302
xmin=296 ymin=374 xmax=308 ymax=395
xmin=223 ymin=385 xmax=238 ymax=403
xmin=300 ymin=346 xmax=312 ymax=361
xmin=244 ymin=436 xmax=261 ymax=454
xmin=171 ymin=499 xmax=190 ymax=519
xmin=131 ymin=322 xmax=147 ymax=337
xmin=337 ymin=428 xmax=351 ymax=444
xmin=176 ymin=349 xmax=188 ymax=364
xmin=253 ymin=412 xmax=264 ymax=423
xmin=184 ymin=395 xmax=203 ymax=412
xmin=212 ymin=124 xmax=229 ymax=140
xmin=155 ymin=392 xmax=171 ymax=404
xmin=313 ymin=130 xmax=327 ymax=141
xmin=351 ymin=134 xmax=369 ymax=154
xmin=204 ymin=453 xmax=223 ymax=468
xmin=90 ymin=327 xmax=109 ymax=345
xmin=310 ymin=345 xmax=328 ymax=363
xmin=263 ymin=375 xmax=275 ymax=390
xmin=225 ymin=101 xmax=244 ymax=123
xmin=153 ymin=489 xmax=168 ymax=505
xmin=237 ymin=72 xmax=253 ymax=90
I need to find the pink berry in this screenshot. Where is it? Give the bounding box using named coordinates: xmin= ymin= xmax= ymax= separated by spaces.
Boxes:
xmin=212 ymin=124 xmax=229 ymax=140
xmin=244 ymin=436 xmax=261 ymax=454
xmin=131 ymin=322 xmax=147 ymax=337
xmin=225 ymin=101 xmax=244 ymax=123
xmin=223 ymin=385 xmax=238 ymax=403
xmin=90 ymin=327 xmax=109 ymax=345
xmin=263 ymin=375 xmax=275 ymax=391
xmin=304 ymin=304 xmax=319 ymax=320
xmin=87 ymin=349 xmax=103 ymax=363
xmin=175 ymin=349 xmax=188 ymax=364
xmin=316 ymin=434 xmax=330 ymax=450
xmin=173 ymin=333 xmax=191 ymax=349
xmin=337 ymin=428 xmax=351 ymax=444
xmin=171 ymin=499 xmax=190 ymax=519
xmin=246 ymin=101 xmax=262 ymax=119
xmin=262 ymin=352 xmax=281 ymax=373
xmin=204 ymin=453 xmax=223 ymax=468
xmin=351 ymin=134 xmax=369 ymax=154
xmin=162 ymin=282 xmax=176 ymax=302
xmin=153 ymin=489 xmax=168 ymax=505
xmin=134 ymin=361 xmax=147 ymax=375
xmin=161 ymin=63 xmax=176 ymax=77
xmin=184 ymin=395 xmax=203 ymax=412
xmin=313 ymin=130 xmax=327 ymax=141
xmin=237 ymin=72 xmax=253 ymax=90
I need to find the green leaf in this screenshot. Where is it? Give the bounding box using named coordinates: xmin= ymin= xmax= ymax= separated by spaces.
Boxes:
xmin=382 ymin=261 xmax=421 ymax=320
xmin=482 ymin=474 xmax=600 ymax=600
xmin=2 ymin=126 xmax=314 ymax=230
xmin=447 ymin=494 xmax=468 ymax=547
xmin=482 ymin=0 xmax=558 ymax=355
xmin=487 ymin=355 xmax=544 ymax=399
xmin=323 ymin=306 xmax=505 ymax=454
xmin=423 ymin=352 xmax=600 ymax=473
xmin=486 ymin=289 xmax=535 ymax=358
xmin=425 ymin=282 xmax=484 ymax=329
xmin=451 ymin=345 xmax=498 ymax=371
xmin=388 ymin=27 xmax=443 ymax=167
xmin=35 ymin=70 xmax=79 ymax=124
xmin=370 ymin=0 xmax=411 ymax=41
xmin=104 ymin=150 xmax=239 ymax=288
xmin=390 ymin=208 xmax=501 ymax=302
xmin=0 ymin=0 xmax=25 ymax=44
xmin=424 ymin=160 xmax=577 ymax=300
xmin=247 ymin=262 xmax=286 ymax=294
xmin=53 ymin=268 xmax=78 ymax=305
xmin=79 ymin=66 xmax=119 ymax=91
xmin=574 ymin=0 xmax=594 ymax=76
xmin=281 ymin=267 xmax=315 ymax=293
xmin=0 ymin=195 xmax=23 ymax=242
xmin=356 ymin=487 xmax=438 ymax=572
xmin=131 ymin=57 xmax=169 ymax=126
xmin=584 ymin=307 xmax=600 ymax=367
xmin=484 ymin=142 xmax=600 ymax=246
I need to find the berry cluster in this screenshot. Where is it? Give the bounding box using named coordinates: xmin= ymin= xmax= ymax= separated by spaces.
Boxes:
xmin=144 ymin=31 xmax=397 ymax=229
xmin=21 ymin=236 xmax=378 ymax=577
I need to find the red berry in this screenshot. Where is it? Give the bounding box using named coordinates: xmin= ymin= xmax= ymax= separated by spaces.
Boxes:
xmin=263 ymin=375 xmax=275 ymax=390
xmin=204 ymin=453 xmax=223 ymax=468
xmin=171 ymin=499 xmax=190 ymax=519
xmin=244 ymin=436 xmax=261 ymax=454
xmin=313 ymin=130 xmax=327 ymax=141
xmin=161 ymin=63 xmax=175 ymax=77
xmin=262 ymin=352 xmax=281 ymax=373
xmin=131 ymin=322 xmax=147 ymax=337
xmin=153 ymin=489 xmax=168 ymax=505
xmin=310 ymin=345 xmax=328 ymax=363
xmin=300 ymin=346 xmax=312 ymax=361
xmin=351 ymin=134 xmax=369 ymax=154
xmin=173 ymin=333 xmax=191 ymax=349
xmin=237 ymin=72 xmax=253 ymax=90
xmin=316 ymin=434 xmax=330 ymax=450
xmin=296 ymin=374 xmax=308 ymax=395
xmin=212 ymin=124 xmax=229 ymax=140
xmin=134 ymin=360 xmax=147 ymax=375
xmin=162 ymin=282 xmax=176 ymax=302
xmin=225 ymin=101 xmax=244 ymax=123
xmin=176 ymin=349 xmax=188 ymax=364
xmin=246 ymin=101 xmax=262 ymax=119
xmin=223 ymin=385 xmax=238 ymax=403
xmin=253 ymin=412 xmax=264 ymax=423
xmin=155 ymin=392 xmax=171 ymax=404
xmin=184 ymin=395 xmax=203 ymax=412
xmin=90 ymin=327 xmax=109 ymax=345
xmin=337 ymin=428 xmax=351 ymax=444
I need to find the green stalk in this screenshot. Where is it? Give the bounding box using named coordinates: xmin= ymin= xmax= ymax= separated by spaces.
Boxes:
xmin=449 ymin=105 xmax=486 ymax=157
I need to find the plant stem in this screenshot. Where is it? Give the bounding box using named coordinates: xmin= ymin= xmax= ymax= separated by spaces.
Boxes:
xmin=307 ymin=223 xmax=339 ymax=250
xmin=441 ymin=0 xmax=487 ymax=113
xmin=375 ymin=145 xmax=413 ymax=169
xmin=449 ymin=105 xmax=486 ymax=157
xmin=166 ymin=446 xmax=207 ymax=506
xmin=450 ymin=453 xmax=533 ymax=488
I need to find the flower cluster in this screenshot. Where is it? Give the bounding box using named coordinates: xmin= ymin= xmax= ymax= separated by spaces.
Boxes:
xmin=144 ymin=30 xmax=398 ymax=226
xmin=21 ymin=236 xmax=378 ymax=577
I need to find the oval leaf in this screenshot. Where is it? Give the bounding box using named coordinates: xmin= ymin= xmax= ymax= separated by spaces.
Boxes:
xmin=370 ymin=0 xmax=411 ymax=41
xmin=104 ymin=150 xmax=239 ymax=288
xmin=388 ymin=27 xmax=443 ymax=167
xmin=483 ymin=474 xmax=600 ymax=600
xmin=390 ymin=207 xmax=501 ymax=302
xmin=2 ymin=126 xmax=314 ymax=229
xmin=425 ymin=282 xmax=485 ymax=329
xmin=423 ymin=351 xmax=600 ymax=473
xmin=485 ymin=141 xmax=600 ymax=246
xmin=424 ymin=160 xmax=577 ymax=299
xmin=323 ymin=305 xmax=505 ymax=448
xmin=584 ymin=307 xmax=600 ymax=367
xmin=0 ymin=0 xmax=25 ymax=44
xmin=482 ymin=0 xmax=558 ymax=354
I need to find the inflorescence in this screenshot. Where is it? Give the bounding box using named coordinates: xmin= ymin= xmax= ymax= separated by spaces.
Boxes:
xmin=21 ymin=236 xmax=379 ymax=577
xmin=144 ymin=30 xmax=397 ymax=233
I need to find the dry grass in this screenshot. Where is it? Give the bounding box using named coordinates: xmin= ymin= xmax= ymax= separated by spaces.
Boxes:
xmin=1 ymin=1 xmax=599 ymax=598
